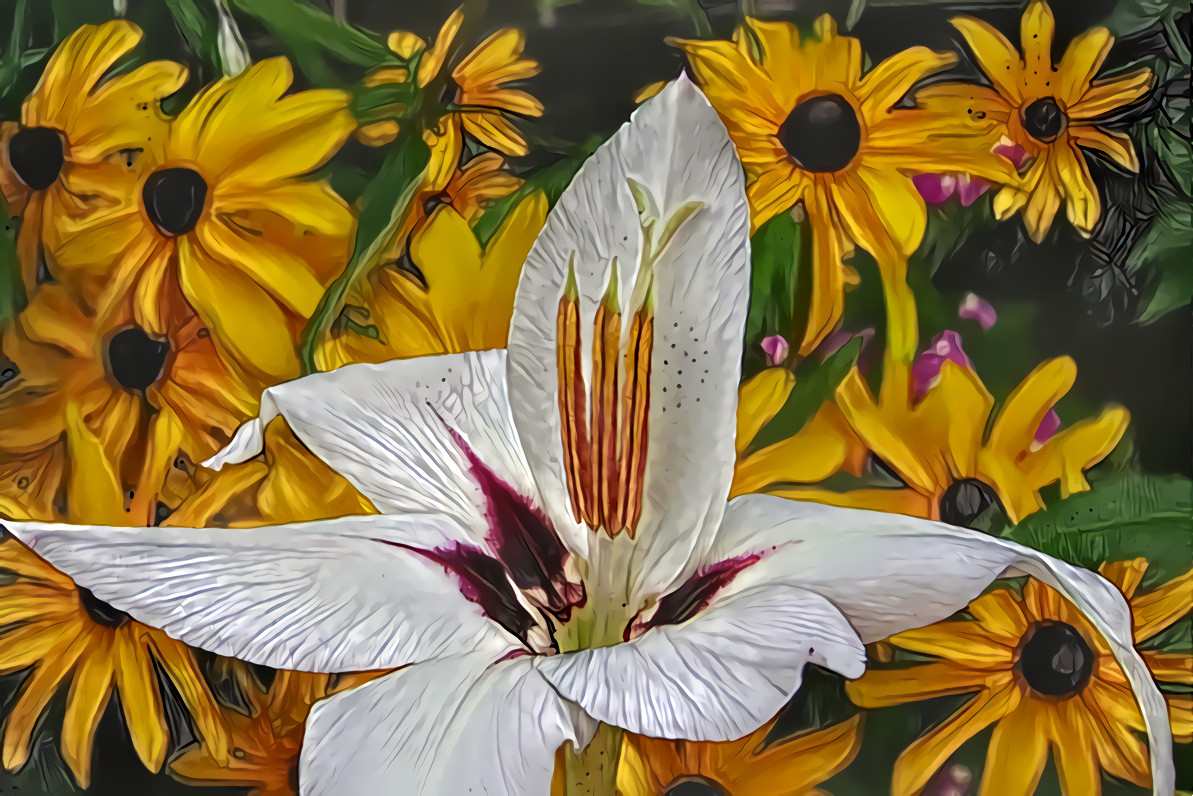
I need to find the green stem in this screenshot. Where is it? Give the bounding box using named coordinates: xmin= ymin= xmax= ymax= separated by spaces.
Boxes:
xmin=563 ymin=722 xmax=622 ymax=796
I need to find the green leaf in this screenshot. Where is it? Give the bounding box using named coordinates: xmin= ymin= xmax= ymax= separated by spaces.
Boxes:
xmin=745 ymin=212 xmax=801 ymax=350
xmin=0 ymin=198 xmax=26 ymax=323
xmin=749 ymin=338 xmax=861 ymax=452
xmin=164 ymin=0 xmax=223 ymax=73
xmin=1126 ymin=200 xmax=1192 ymax=324
xmin=1005 ymin=472 xmax=1193 ymax=580
xmin=1103 ymin=0 xmax=1192 ymax=36
xmin=299 ymin=134 xmax=431 ymax=373
xmin=227 ymin=0 xmax=390 ymax=85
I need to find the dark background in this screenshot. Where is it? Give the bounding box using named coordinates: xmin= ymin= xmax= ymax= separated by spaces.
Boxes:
xmin=0 ymin=0 xmax=1188 ymax=793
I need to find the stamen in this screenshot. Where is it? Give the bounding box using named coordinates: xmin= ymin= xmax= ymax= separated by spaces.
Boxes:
xmin=614 ymin=274 xmax=652 ymax=537
xmin=556 ymin=258 xmax=595 ymax=526
xmin=591 ymin=262 xmax=622 ymax=533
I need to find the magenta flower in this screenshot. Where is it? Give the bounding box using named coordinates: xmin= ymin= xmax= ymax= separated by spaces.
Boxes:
xmin=912 ymin=331 xmax=974 ymax=398
xmin=958 ymin=293 xmax=997 ymax=330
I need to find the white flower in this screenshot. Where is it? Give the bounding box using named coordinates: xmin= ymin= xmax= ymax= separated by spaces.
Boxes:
xmin=2 ymin=77 xmax=1173 ymax=796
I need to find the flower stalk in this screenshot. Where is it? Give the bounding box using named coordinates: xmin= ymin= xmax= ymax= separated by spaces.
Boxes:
xmin=562 ymin=723 xmax=622 ymax=796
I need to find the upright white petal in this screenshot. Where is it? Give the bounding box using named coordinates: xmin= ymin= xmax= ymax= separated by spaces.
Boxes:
xmin=507 ymin=75 xmax=750 ymax=601
xmin=205 ymin=350 xmax=542 ymax=545
xmin=709 ymin=495 xmax=1175 ymax=796
xmin=535 ymin=582 xmax=864 ymax=742
xmin=302 ymin=650 xmax=595 ymax=795
xmin=3 ymin=515 xmax=515 ymax=672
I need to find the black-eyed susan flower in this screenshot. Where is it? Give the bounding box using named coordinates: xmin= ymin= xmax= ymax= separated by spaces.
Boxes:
xmin=671 ymin=16 xmax=1016 ymax=353
xmin=0 ymin=21 xmax=185 ymax=299
xmin=919 ymin=0 xmax=1153 ymax=242
xmin=317 ymin=192 xmax=546 ymax=369
xmin=0 ymin=285 xmax=259 ymax=508
xmin=5 ymin=79 xmax=1172 ymax=794
xmin=46 ymin=57 xmax=354 ymax=381
xmin=732 ymin=314 xmax=1128 ymax=526
xmin=616 ymin=715 xmax=861 ymax=795
xmin=370 ymin=7 xmax=543 ymax=157
xmin=848 ymin=560 xmax=1192 ymax=795
xmin=170 ymin=669 xmax=381 ymax=796
xmin=0 ymin=407 xmax=227 ymax=786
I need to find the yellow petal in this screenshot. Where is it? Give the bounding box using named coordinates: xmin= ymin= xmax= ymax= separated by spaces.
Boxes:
xmin=113 ymin=630 xmax=168 ymax=771
xmin=460 ymin=111 xmax=527 ymax=157
xmin=356 ymin=119 xmax=401 ymax=147
xmin=889 ymin=620 xmax=1014 ymax=667
xmin=892 ymin=684 xmax=1020 ymax=796
xmin=1056 ymin=141 xmax=1101 ymax=236
xmin=178 ymin=237 xmax=300 ymax=381
xmin=64 ymin=403 xmax=126 ymax=525
xmin=1056 ymin=27 xmax=1114 ymax=106
xmin=2 ymin=631 xmax=91 ymax=771
xmin=61 ymin=631 xmax=114 ymax=787
xmin=1070 ymin=67 xmax=1154 ymax=120
xmin=1050 ymin=697 xmax=1102 ymax=795
xmin=801 ymin=190 xmax=848 ymax=354
xmin=1071 ymin=125 xmax=1139 ymax=171
xmin=417 ymin=7 xmax=464 ymax=87
xmin=930 ymin=362 xmax=995 ymax=477
xmin=858 ymin=47 xmax=956 ymax=119
xmin=1023 ymin=405 xmax=1128 ymax=498
xmin=387 ymin=30 xmax=426 ymax=60
xmin=733 ymin=408 xmax=852 ymax=497
xmin=147 ymin=631 xmax=229 ymax=764
xmin=1131 ymin=568 xmax=1192 ymax=642
xmin=25 ymin=21 xmax=142 ymax=131
xmin=1020 ymin=0 xmax=1056 ymax=77
xmin=978 ymin=699 xmax=1049 ymax=796
xmin=950 ymin=15 xmax=1023 ymax=102
xmin=987 ymin=357 xmax=1076 ymax=460
xmin=967 ymin=588 xmax=1031 ymax=643
xmin=847 ymin=661 xmax=990 ymax=708
xmin=633 ymin=81 xmax=667 ymax=104
xmin=770 ymin=486 xmax=932 ymax=518
xmin=735 ymin=368 xmax=796 ymax=455
xmin=836 ymin=369 xmax=936 ymax=493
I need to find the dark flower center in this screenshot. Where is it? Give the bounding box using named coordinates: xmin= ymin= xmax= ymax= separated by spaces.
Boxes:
xmin=781 ymin=94 xmax=861 ymax=173
xmin=666 ymin=778 xmax=729 ymax=796
xmin=8 ymin=127 xmax=65 ymax=191
xmin=938 ymin=478 xmax=1003 ymax=528
xmin=78 ymin=586 xmax=131 ymax=628
xmin=142 ymin=167 xmax=208 ymax=236
xmin=1022 ymin=98 xmax=1067 ymax=143
xmin=0 ymin=356 xmax=16 ymax=390
xmin=1018 ymin=621 xmax=1094 ymax=696
xmin=107 ymin=327 xmax=170 ymax=392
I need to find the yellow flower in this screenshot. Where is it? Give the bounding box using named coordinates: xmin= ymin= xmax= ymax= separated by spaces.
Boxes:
xmin=0 ymin=409 xmax=227 ymax=787
xmin=0 ymin=286 xmax=259 ymax=514
xmin=920 ymin=0 xmax=1153 ymax=242
xmin=47 ymin=57 xmax=355 ymax=381
xmin=0 ymin=21 xmax=185 ymax=298
xmin=731 ymin=285 xmax=1127 ymax=525
xmin=170 ymin=669 xmax=382 ymax=795
xmin=847 ymin=560 xmax=1192 ymax=795
xmin=671 ymin=16 xmax=1015 ymax=353
xmin=0 ymin=447 xmax=63 ymax=521
xmin=376 ymin=7 xmax=543 ymax=156
xmin=616 ymin=715 xmax=862 ymax=796
xmin=317 ymin=192 xmax=547 ymax=370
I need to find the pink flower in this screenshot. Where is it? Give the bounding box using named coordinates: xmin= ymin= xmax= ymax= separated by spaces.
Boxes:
xmin=958 ymin=293 xmax=997 ymax=330
xmin=912 ymin=331 xmax=973 ymax=398
xmin=994 ymin=136 xmax=1030 ymax=170
xmin=913 ymin=173 xmax=989 ymax=205
xmin=761 ymin=335 xmax=789 ymax=366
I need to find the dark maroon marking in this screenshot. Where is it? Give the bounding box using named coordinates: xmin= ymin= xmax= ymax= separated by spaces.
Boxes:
xmin=372 ymin=538 xmax=538 ymax=647
xmin=629 ymin=554 xmax=761 ymax=638
xmin=436 ymin=408 xmax=585 ymax=621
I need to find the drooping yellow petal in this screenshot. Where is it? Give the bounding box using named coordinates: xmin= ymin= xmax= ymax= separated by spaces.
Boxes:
xmin=64 ymin=403 xmax=125 ymax=525
xmin=1071 ymin=125 xmax=1139 ymax=171
xmin=113 ymin=630 xmax=169 ymax=771
xmin=1049 ymin=697 xmax=1102 ymax=795
xmin=147 ymin=630 xmax=229 ymax=764
xmin=733 ymin=407 xmax=853 ymax=498
xmin=2 ymin=631 xmax=91 ymax=771
xmin=1056 ymin=140 xmax=1101 ymax=236
xmin=417 ymin=7 xmax=464 ymax=87
xmin=893 ymin=684 xmax=1021 ymax=796
xmin=61 ymin=631 xmax=115 ymax=787
xmin=802 ymin=189 xmax=848 ymax=354
xmin=978 ymin=699 xmax=1049 ymax=796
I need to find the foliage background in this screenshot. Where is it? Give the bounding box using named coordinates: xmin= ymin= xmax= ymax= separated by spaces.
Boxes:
xmin=0 ymin=0 xmax=1188 ymax=793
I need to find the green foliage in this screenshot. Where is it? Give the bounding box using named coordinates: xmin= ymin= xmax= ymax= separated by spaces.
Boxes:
xmin=1103 ymin=0 xmax=1192 ymax=35
xmin=749 ymin=338 xmax=862 ymax=453
xmin=743 ymin=211 xmax=802 ymax=375
xmin=164 ymin=0 xmax=223 ymax=73
xmin=0 ymin=199 xmax=25 ymax=323
xmin=1005 ymin=471 xmax=1193 ymax=580
xmin=300 ymin=134 xmax=431 ymax=373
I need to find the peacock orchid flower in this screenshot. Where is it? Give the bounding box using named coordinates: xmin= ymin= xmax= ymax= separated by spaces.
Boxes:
xmin=2 ymin=77 xmax=1174 ymax=796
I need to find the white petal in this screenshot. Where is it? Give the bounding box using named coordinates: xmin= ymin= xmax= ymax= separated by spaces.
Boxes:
xmin=3 ymin=515 xmax=516 ymax=672
xmin=709 ymin=495 xmax=1174 ymax=795
xmin=302 ymin=650 xmax=595 ymax=795
xmin=534 ymin=583 xmax=863 ymax=742
xmin=506 ymin=75 xmax=750 ymax=600
xmin=205 ymin=350 xmax=543 ymax=546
